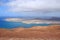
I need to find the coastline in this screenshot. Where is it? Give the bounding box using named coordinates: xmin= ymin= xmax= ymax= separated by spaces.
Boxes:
xmin=5 ymin=18 xmax=60 ymax=24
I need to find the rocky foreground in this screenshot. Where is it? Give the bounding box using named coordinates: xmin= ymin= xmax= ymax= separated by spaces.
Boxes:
xmin=0 ymin=25 xmax=60 ymax=40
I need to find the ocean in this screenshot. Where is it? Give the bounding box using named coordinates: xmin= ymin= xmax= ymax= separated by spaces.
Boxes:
xmin=0 ymin=18 xmax=51 ymax=29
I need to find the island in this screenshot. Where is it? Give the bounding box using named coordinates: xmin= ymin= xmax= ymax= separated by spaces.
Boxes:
xmin=5 ymin=18 xmax=60 ymax=24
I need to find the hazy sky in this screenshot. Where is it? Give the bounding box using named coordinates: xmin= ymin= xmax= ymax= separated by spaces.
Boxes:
xmin=0 ymin=0 xmax=60 ymax=17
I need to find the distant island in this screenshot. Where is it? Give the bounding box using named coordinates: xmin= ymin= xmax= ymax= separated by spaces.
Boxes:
xmin=5 ymin=18 xmax=60 ymax=24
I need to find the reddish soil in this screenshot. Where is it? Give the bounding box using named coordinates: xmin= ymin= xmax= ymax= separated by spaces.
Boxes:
xmin=0 ymin=25 xmax=60 ymax=40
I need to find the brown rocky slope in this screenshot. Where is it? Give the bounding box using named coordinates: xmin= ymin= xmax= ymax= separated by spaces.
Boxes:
xmin=0 ymin=25 xmax=60 ymax=39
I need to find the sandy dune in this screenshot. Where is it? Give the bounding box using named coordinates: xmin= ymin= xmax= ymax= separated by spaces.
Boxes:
xmin=0 ymin=25 xmax=60 ymax=40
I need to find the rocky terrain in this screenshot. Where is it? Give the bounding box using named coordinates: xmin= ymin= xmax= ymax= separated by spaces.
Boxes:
xmin=0 ymin=25 xmax=60 ymax=40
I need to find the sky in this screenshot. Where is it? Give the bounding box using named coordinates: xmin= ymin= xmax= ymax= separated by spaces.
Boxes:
xmin=0 ymin=0 xmax=60 ymax=17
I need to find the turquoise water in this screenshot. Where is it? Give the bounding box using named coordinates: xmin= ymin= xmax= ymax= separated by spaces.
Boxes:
xmin=0 ymin=18 xmax=51 ymax=29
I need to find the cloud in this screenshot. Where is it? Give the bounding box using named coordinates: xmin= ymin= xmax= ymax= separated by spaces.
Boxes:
xmin=4 ymin=0 xmax=60 ymax=12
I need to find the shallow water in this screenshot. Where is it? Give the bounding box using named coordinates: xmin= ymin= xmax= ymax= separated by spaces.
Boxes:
xmin=0 ymin=18 xmax=51 ymax=29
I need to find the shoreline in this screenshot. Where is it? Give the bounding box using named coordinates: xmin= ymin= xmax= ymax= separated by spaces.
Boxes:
xmin=5 ymin=18 xmax=60 ymax=24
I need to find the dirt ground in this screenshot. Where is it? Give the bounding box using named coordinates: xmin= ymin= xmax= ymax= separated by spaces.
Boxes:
xmin=0 ymin=25 xmax=60 ymax=40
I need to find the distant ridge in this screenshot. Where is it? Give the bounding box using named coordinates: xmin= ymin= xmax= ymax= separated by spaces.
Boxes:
xmin=33 ymin=17 xmax=60 ymax=21
xmin=47 ymin=17 xmax=60 ymax=21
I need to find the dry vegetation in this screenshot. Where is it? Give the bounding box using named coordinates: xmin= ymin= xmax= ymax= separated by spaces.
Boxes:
xmin=0 ymin=25 xmax=60 ymax=40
